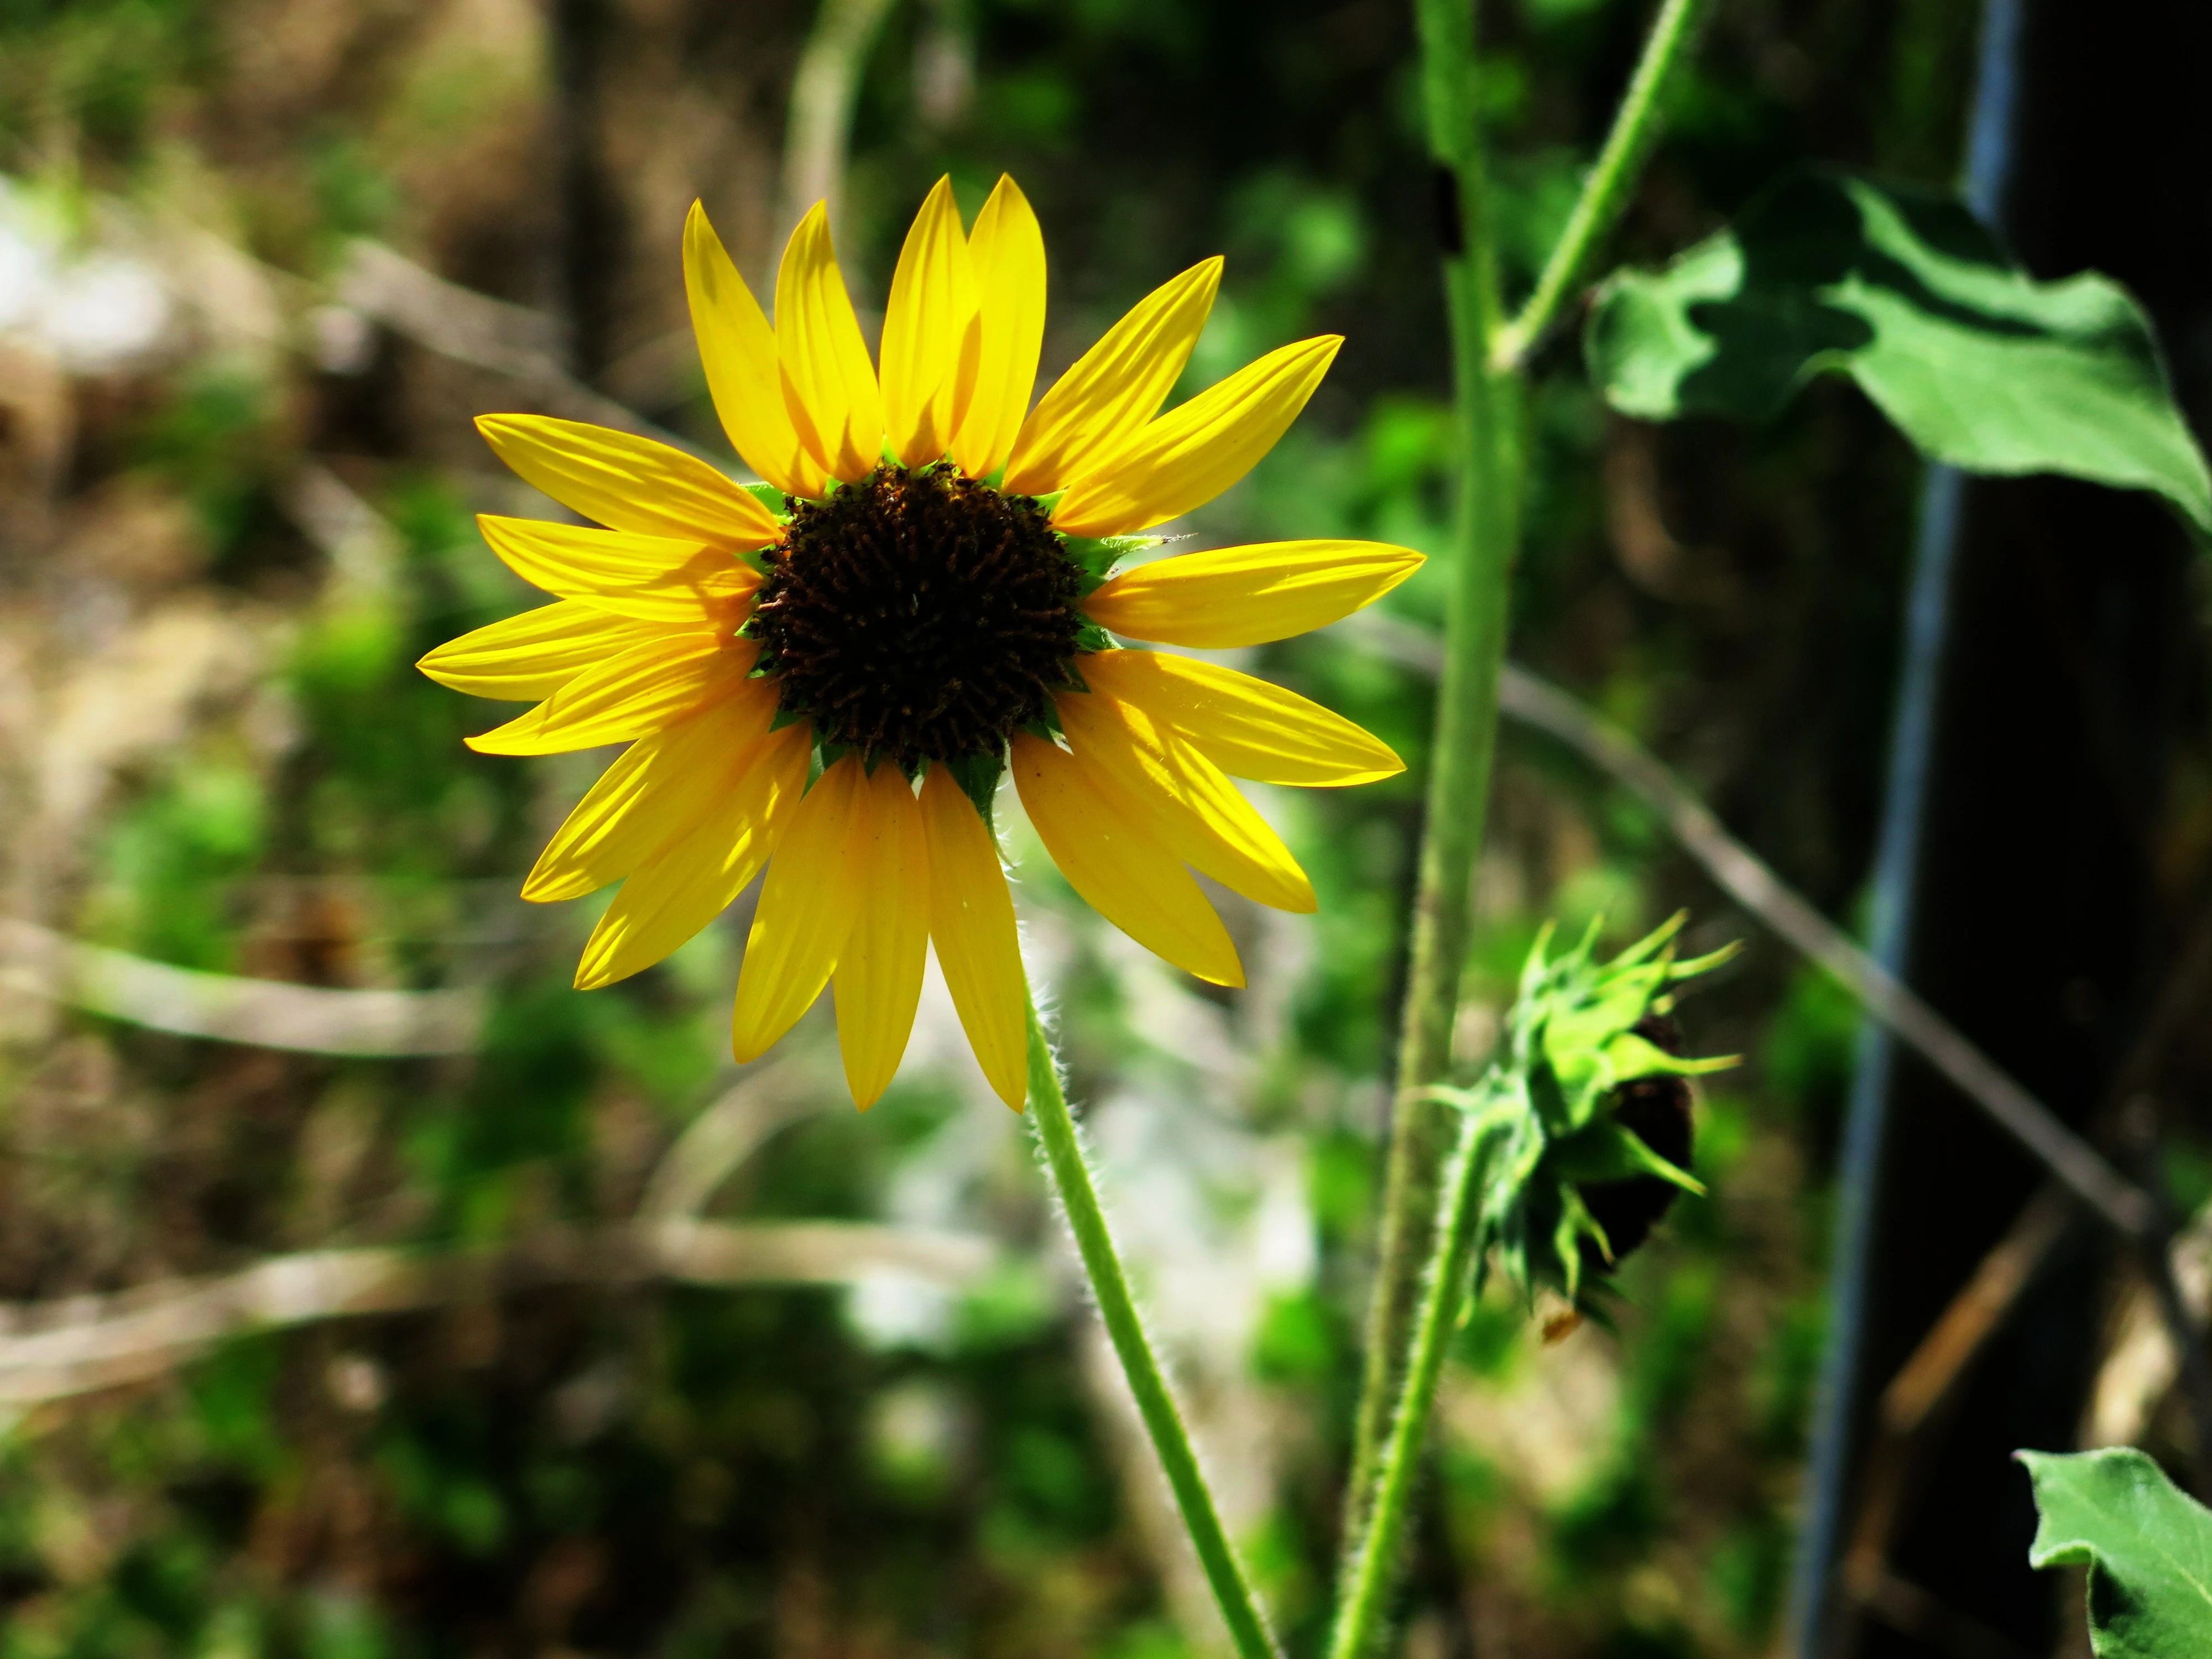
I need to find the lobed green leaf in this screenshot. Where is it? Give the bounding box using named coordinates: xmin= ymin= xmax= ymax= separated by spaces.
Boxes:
xmin=1585 ymin=170 xmax=2212 ymax=532
xmin=2021 ymin=1447 xmax=2212 ymax=1658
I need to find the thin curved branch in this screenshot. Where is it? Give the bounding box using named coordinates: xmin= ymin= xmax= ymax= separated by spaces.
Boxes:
xmin=1333 ymin=613 xmax=2158 ymax=1240
xmin=0 ymin=1220 xmax=995 ymax=1407
xmin=0 ymin=917 xmax=484 ymax=1057
xmin=780 ymin=0 xmax=901 ymax=253
xmin=637 ymin=1053 xmax=833 ymax=1222
xmin=335 ymin=240 xmax=709 ymax=456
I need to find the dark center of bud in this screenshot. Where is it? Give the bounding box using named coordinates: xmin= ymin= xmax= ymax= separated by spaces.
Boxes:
xmin=749 ymin=463 xmax=1083 ymax=770
xmin=1578 ymin=1013 xmax=1694 ymax=1276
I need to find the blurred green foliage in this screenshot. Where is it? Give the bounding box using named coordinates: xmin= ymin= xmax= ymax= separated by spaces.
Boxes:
xmin=0 ymin=0 xmax=2013 ymax=1653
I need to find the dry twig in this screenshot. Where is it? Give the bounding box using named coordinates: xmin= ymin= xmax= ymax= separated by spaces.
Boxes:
xmin=637 ymin=1053 xmax=835 ymax=1222
xmin=333 ymin=241 xmax=709 ymax=457
xmin=0 ymin=1221 xmax=994 ymax=1408
xmin=779 ymin=0 xmax=901 ymax=254
xmin=0 ymin=916 xmax=482 ymax=1056
xmin=1337 ymin=612 xmax=2157 ymax=1241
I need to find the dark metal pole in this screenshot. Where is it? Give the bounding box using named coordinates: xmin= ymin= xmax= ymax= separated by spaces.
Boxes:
xmin=1785 ymin=4 xmax=2025 ymax=1652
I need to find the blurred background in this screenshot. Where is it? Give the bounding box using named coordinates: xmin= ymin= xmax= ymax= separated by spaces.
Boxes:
xmin=0 ymin=1 xmax=2207 ymax=1656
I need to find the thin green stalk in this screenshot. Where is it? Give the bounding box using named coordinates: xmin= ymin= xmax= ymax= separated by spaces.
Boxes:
xmin=1492 ymin=0 xmax=1715 ymax=370
xmin=1327 ymin=1111 xmax=1488 ymax=1659
xmin=1024 ymin=999 xmax=1282 ymax=1659
xmin=1339 ymin=0 xmax=1714 ymax=1640
xmin=1340 ymin=0 xmax=1516 ymax=1580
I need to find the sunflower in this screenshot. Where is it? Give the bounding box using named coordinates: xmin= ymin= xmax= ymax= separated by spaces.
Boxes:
xmin=420 ymin=175 xmax=1422 ymax=1109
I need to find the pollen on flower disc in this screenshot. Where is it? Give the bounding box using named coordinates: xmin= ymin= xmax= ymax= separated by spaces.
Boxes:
xmin=752 ymin=463 xmax=1082 ymax=769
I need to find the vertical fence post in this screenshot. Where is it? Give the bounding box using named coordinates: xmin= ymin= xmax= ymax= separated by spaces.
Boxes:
xmin=1785 ymin=4 xmax=2025 ymax=1651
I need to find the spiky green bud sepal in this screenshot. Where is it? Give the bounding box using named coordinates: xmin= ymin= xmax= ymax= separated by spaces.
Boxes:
xmin=1421 ymin=913 xmax=1738 ymax=1313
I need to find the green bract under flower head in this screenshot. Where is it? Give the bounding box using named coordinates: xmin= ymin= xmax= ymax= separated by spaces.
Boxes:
xmin=1428 ymin=914 xmax=1740 ymax=1312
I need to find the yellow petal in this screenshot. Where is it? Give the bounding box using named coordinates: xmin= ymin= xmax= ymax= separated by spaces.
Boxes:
xmin=1051 ymin=335 xmax=1342 ymax=537
xmin=775 ymin=204 xmax=884 ymax=485
xmin=683 ymin=201 xmax=829 ymax=500
xmin=573 ymin=722 xmax=811 ymax=988
xmin=999 ymin=256 xmax=1222 ymax=497
xmin=1084 ymin=539 xmax=1422 ymax=648
xmin=475 ymin=414 xmax=782 ymax=545
xmin=919 ymin=766 xmax=1027 ymax=1108
xmin=417 ymin=600 xmax=657 ymax=702
xmin=524 ymin=680 xmax=781 ymax=901
xmin=466 ymin=633 xmax=752 ymax=755
xmin=832 ymin=765 xmax=932 ymax=1107
xmin=477 ymin=516 xmax=760 ymax=623
xmin=1079 ymin=649 xmax=1404 ymax=786
xmin=1010 ymin=733 xmax=1243 ymax=987
xmin=951 ymin=175 xmax=1046 ymax=481
xmin=880 ymin=177 xmax=980 ymax=468
xmin=1055 ymin=688 xmax=1314 ymax=913
xmin=731 ymin=755 xmax=867 ymax=1061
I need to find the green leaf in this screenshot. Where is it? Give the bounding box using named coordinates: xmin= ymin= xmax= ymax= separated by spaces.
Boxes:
xmin=1598 ymin=1031 xmax=1739 ymax=1084
xmin=1585 ymin=170 xmax=2212 ymax=531
xmin=2021 ymin=1447 xmax=2212 ymax=1657
xmin=1550 ymin=1118 xmax=1704 ymax=1196
xmin=1058 ymin=532 xmax=1160 ymax=594
xmin=941 ymin=750 xmax=1006 ymax=830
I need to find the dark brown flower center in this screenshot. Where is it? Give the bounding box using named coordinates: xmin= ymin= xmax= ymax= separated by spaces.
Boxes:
xmin=749 ymin=463 xmax=1083 ymax=770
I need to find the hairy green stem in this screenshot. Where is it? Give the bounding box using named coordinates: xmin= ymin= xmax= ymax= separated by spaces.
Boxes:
xmin=1493 ymin=0 xmax=1715 ymax=371
xmin=1328 ymin=1111 xmax=1488 ymax=1659
xmin=1024 ymin=999 xmax=1282 ymax=1659
xmin=1340 ymin=0 xmax=1516 ymax=1592
xmin=1338 ymin=0 xmax=1712 ymax=1644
